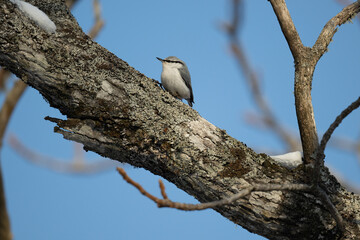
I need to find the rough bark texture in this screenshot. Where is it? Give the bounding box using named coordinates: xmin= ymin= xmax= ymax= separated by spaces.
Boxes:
xmin=0 ymin=0 xmax=359 ymax=239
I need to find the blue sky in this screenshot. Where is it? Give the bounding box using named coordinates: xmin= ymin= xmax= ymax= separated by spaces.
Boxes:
xmin=2 ymin=1 xmax=360 ymax=240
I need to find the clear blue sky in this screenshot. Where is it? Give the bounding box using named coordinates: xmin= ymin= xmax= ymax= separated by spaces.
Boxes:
xmin=2 ymin=1 xmax=360 ymax=240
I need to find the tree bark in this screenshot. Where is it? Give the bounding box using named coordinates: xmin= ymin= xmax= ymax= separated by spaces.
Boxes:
xmin=0 ymin=0 xmax=359 ymax=239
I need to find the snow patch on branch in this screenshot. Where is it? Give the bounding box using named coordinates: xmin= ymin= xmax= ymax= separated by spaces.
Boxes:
xmin=11 ymin=0 xmax=56 ymax=33
xmin=270 ymin=151 xmax=302 ymax=169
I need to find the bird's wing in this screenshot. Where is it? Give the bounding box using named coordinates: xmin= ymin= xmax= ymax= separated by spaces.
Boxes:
xmin=179 ymin=66 xmax=194 ymax=103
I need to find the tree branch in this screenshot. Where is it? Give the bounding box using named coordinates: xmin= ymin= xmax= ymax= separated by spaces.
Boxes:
xmin=270 ymin=0 xmax=360 ymax=165
xmin=313 ymin=1 xmax=360 ymax=61
xmin=314 ymin=96 xmax=360 ymax=177
xmin=0 ymin=68 xmax=10 ymax=91
xmin=8 ymin=135 xmax=117 ymax=174
xmin=268 ymin=0 xmax=304 ymax=60
xmin=117 ymin=167 xmax=311 ymax=211
xmin=87 ymin=0 xmax=104 ymax=39
xmin=1 ymin=0 xmax=359 ymax=238
xmin=0 ymin=81 xmax=27 ymax=148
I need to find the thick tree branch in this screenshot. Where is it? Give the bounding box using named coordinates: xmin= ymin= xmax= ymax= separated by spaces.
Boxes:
xmin=0 ymin=0 xmax=359 ymax=239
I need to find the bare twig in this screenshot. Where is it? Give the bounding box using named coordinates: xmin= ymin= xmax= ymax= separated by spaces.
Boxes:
xmin=318 ymin=97 xmax=360 ymax=157
xmin=117 ymin=167 xmax=311 ymax=211
xmin=159 ymin=180 xmax=168 ymax=200
xmin=313 ymin=97 xmax=360 ymax=184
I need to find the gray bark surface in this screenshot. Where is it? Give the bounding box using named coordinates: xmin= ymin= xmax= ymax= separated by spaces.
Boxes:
xmin=0 ymin=1 xmax=359 ymax=239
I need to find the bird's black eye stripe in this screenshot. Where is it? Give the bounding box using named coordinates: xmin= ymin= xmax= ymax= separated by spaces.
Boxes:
xmin=164 ymin=60 xmax=183 ymax=64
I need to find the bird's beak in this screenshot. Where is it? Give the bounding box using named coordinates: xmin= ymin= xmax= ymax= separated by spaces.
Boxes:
xmin=156 ymin=57 xmax=164 ymax=62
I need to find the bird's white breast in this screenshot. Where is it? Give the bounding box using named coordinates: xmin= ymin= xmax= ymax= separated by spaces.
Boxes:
xmin=161 ymin=67 xmax=190 ymax=100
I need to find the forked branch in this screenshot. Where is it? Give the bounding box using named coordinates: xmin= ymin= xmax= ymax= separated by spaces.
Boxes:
xmin=117 ymin=167 xmax=311 ymax=211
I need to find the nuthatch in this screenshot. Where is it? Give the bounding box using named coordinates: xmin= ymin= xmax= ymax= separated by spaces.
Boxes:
xmin=157 ymin=56 xmax=194 ymax=107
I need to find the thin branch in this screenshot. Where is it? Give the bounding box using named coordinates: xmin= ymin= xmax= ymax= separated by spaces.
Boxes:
xmin=310 ymin=96 xmax=360 ymax=215
xmin=313 ymin=1 xmax=360 ymax=61
xmin=117 ymin=167 xmax=311 ymax=211
xmin=159 ymin=180 xmax=168 ymax=200
xmin=268 ymin=0 xmax=304 ymax=60
xmin=316 ymin=97 xmax=360 ymax=161
xmin=315 ymin=186 xmax=345 ymax=231
xmin=117 ymin=167 xmax=159 ymax=203
xmin=118 ymin=166 xmax=347 ymax=231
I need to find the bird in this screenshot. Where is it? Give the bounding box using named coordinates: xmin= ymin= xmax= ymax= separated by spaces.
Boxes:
xmin=157 ymin=56 xmax=194 ymax=107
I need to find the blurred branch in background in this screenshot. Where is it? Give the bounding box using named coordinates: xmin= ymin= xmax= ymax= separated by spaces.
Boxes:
xmin=0 ymin=81 xmax=27 ymax=148
xmin=0 ymin=79 xmax=27 ymax=240
xmin=5 ymin=0 xmax=110 ymax=174
xmin=8 ymin=135 xmax=117 ymax=174
xmin=222 ymin=0 xmax=299 ymax=152
xmin=65 ymin=0 xmax=80 ymax=9
xmin=0 ymin=68 xmax=11 ymax=92
xmin=0 ymin=1 xmax=105 ymax=237
xmin=88 ymin=0 xmax=104 ymax=39
xmin=0 ymin=80 xmax=23 ymax=240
